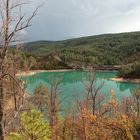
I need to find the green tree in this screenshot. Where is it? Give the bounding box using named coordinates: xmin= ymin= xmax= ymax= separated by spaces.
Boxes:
xmin=8 ymin=110 xmax=51 ymax=140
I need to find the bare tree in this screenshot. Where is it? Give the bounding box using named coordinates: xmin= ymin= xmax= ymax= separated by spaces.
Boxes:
xmin=43 ymin=81 xmax=62 ymax=140
xmin=133 ymin=87 xmax=140 ymax=116
xmin=30 ymin=82 xmax=48 ymax=112
xmin=84 ymin=70 xmax=105 ymax=115
xmin=0 ymin=0 xmax=40 ymax=139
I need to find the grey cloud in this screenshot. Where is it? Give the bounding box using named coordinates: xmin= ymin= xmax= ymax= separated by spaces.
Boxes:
xmin=25 ymin=0 xmax=140 ymax=41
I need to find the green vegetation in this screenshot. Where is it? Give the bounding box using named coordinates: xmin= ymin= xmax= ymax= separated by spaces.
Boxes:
xmin=8 ymin=110 xmax=51 ymax=140
xmin=119 ymin=61 xmax=140 ymax=78
xmin=24 ymin=31 xmax=140 ymax=66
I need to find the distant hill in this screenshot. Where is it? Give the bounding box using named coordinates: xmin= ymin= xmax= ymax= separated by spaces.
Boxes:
xmin=23 ymin=31 xmax=140 ymax=69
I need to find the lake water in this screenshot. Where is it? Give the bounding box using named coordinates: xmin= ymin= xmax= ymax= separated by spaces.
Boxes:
xmin=22 ymin=71 xmax=139 ymax=108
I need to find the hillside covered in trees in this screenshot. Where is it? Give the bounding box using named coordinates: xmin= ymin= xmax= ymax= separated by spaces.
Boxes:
xmin=24 ymin=32 xmax=140 ymax=64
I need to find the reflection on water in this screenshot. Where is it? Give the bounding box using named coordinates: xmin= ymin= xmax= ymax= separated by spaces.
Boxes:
xmin=22 ymin=71 xmax=139 ymax=106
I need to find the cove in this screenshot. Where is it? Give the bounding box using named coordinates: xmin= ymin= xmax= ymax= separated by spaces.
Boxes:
xmin=21 ymin=71 xmax=139 ymax=108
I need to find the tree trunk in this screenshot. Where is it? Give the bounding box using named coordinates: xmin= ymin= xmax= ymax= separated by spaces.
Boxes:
xmin=0 ymin=64 xmax=4 ymax=140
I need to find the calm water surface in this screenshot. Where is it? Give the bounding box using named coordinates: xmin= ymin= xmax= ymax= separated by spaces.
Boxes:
xmin=22 ymin=71 xmax=139 ymax=107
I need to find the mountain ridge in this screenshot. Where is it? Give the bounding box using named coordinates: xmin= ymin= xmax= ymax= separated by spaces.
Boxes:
xmin=25 ymin=31 xmax=140 ymax=43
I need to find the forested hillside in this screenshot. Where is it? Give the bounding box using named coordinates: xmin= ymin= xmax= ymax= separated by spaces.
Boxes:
xmin=24 ymin=31 xmax=140 ymax=65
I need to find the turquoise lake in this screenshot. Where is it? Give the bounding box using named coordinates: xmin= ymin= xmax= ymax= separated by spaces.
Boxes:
xmin=22 ymin=71 xmax=139 ymax=107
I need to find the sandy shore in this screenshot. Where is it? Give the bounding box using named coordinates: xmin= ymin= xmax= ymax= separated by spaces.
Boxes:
xmin=111 ymin=77 xmax=140 ymax=83
xmin=16 ymin=69 xmax=74 ymax=77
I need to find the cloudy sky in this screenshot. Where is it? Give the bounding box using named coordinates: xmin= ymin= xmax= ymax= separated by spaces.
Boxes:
xmin=25 ymin=0 xmax=140 ymax=41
